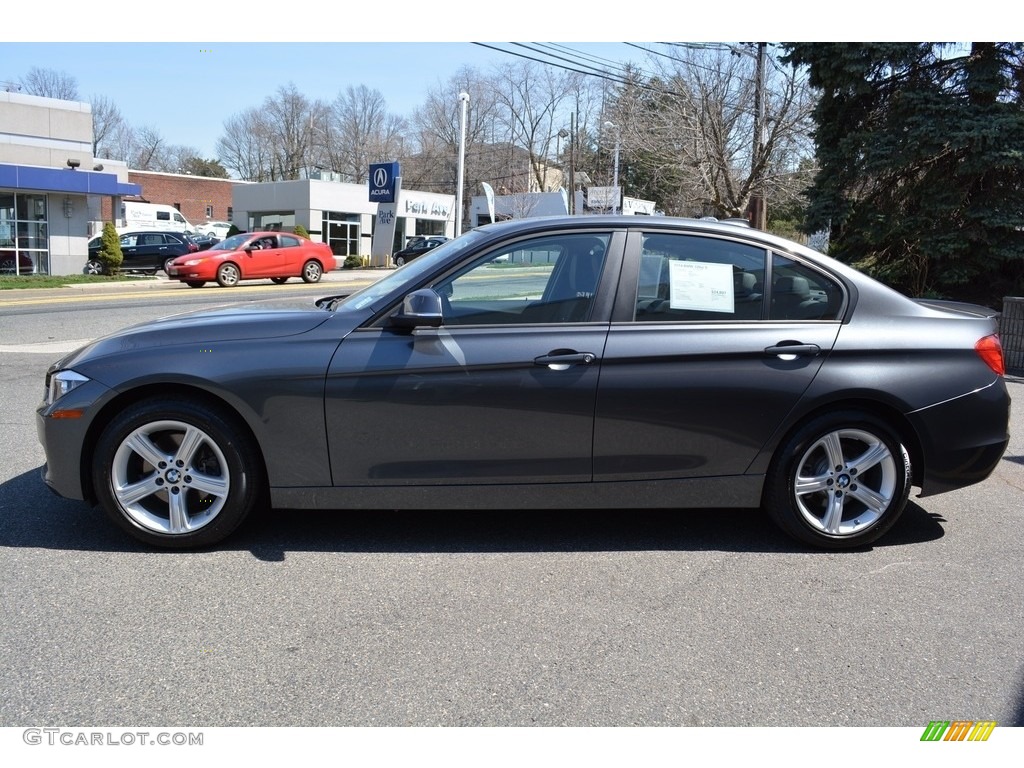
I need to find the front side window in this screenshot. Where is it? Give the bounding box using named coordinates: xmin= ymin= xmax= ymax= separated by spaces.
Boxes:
xmin=433 ymin=233 xmax=610 ymax=325
xmin=634 ymin=233 xmax=767 ymax=321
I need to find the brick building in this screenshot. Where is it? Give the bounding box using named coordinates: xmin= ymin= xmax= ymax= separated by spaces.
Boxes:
xmin=100 ymin=170 xmax=246 ymax=227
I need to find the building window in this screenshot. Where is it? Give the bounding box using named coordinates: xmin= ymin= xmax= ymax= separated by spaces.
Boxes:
xmin=322 ymin=211 xmax=360 ymax=257
xmin=227 ymin=207 xmax=233 ymax=222
xmin=206 ymin=205 xmax=214 ymax=218
xmin=0 ymin=193 xmax=49 ymax=276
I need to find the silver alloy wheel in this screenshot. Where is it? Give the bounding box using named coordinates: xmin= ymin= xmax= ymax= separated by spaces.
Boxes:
xmin=217 ymin=263 xmax=239 ymax=286
xmin=163 ymin=257 xmax=176 ymax=274
xmin=792 ymin=428 xmax=897 ymax=536
xmin=302 ymin=260 xmax=322 ymax=283
xmin=110 ymin=419 xmax=230 ymax=536
xmin=84 ymin=259 xmax=105 ymax=275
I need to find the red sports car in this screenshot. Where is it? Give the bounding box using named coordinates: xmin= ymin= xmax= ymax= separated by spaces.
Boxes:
xmin=166 ymin=231 xmax=334 ymax=288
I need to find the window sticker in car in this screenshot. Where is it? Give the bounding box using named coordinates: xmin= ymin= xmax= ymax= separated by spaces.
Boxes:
xmin=669 ymin=260 xmax=735 ymax=314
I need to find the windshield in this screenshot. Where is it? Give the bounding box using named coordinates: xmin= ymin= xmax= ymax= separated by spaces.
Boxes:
xmin=334 ymin=231 xmax=487 ymax=311
xmin=209 ymin=234 xmax=253 ymax=252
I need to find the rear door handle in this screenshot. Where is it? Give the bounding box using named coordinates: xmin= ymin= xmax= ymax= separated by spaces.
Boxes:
xmin=534 ymin=351 xmax=597 ymax=370
xmin=764 ymin=343 xmax=821 ymax=360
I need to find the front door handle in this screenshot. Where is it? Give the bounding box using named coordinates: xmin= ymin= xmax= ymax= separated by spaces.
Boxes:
xmin=534 ymin=351 xmax=597 ymax=370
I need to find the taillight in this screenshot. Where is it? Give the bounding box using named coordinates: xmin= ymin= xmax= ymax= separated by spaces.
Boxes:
xmin=975 ymin=334 xmax=1005 ymax=375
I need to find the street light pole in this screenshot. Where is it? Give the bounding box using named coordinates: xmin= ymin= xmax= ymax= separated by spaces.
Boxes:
xmin=455 ymin=91 xmax=470 ymax=236
xmin=603 ymin=120 xmax=620 ymax=215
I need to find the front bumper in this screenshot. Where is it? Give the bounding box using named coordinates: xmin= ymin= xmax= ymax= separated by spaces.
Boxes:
xmin=36 ymin=378 xmax=114 ymax=502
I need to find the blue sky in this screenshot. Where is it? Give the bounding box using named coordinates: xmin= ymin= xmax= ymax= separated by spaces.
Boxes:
xmin=1 ymin=41 xmax=650 ymax=158
xmin=1 ymin=5 xmax=992 ymax=161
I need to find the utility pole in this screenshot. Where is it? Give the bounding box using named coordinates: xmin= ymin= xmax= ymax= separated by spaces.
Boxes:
xmin=750 ymin=42 xmax=767 ymax=230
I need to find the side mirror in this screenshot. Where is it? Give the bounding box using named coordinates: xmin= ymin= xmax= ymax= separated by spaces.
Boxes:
xmin=390 ymin=288 xmax=444 ymax=329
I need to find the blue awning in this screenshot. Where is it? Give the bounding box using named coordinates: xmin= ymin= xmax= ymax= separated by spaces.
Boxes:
xmin=0 ymin=163 xmax=141 ymax=196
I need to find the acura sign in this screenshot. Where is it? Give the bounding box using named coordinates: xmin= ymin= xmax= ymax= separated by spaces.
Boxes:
xmin=369 ymin=162 xmax=400 ymax=203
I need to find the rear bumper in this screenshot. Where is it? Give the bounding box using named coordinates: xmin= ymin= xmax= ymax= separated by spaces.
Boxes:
xmin=908 ymin=377 xmax=1011 ymax=496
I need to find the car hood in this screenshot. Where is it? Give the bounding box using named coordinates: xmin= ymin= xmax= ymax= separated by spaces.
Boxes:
xmin=55 ymin=299 xmax=345 ymax=369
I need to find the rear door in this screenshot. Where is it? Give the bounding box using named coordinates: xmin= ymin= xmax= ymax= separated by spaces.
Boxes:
xmin=594 ymin=230 xmax=845 ymax=482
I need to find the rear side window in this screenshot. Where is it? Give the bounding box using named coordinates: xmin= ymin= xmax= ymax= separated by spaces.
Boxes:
xmin=634 ymin=233 xmax=766 ymax=321
xmin=769 ymin=254 xmax=844 ymax=320
xmin=280 ymin=235 xmax=301 ymax=248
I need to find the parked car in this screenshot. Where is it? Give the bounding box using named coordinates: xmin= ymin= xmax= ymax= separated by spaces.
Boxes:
xmin=85 ymin=230 xmax=198 ymax=275
xmin=393 ymin=236 xmax=450 ymax=266
xmin=195 ymin=221 xmax=233 ymax=240
xmin=165 ymin=231 xmax=333 ymax=287
xmin=38 ymin=216 xmax=1010 ymax=550
xmin=189 ymin=232 xmax=221 ymax=251
xmin=0 ymin=250 xmax=37 ymax=275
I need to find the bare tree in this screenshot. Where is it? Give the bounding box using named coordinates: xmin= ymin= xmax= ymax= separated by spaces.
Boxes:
xmin=217 ymin=108 xmax=275 ymax=181
xmin=91 ymin=95 xmax=124 ymax=157
xmin=263 ymin=83 xmax=323 ymax=180
xmin=607 ymin=45 xmax=816 ymax=219
xmin=320 ymin=85 xmax=407 ymax=183
xmin=493 ymin=61 xmax=583 ymax=193
xmin=131 ymin=126 xmax=165 ymax=171
xmin=20 ymin=67 xmax=80 ymax=100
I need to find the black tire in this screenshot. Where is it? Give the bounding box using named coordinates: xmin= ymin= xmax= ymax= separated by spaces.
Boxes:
xmin=301 ymin=260 xmax=322 ymax=283
xmin=271 ymin=277 xmax=289 ymax=284
xmin=84 ymin=259 xmax=106 ymax=275
xmin=91 ymin=397 xmax=265 ymax=549
xmin=163 ymin=257 xmax=177 ymax=274
xmin=186 ymin=281 xmax=205 ymax=288
xmin=216 ymin=262 xmax=240 ymax=287
xmin=762 ymin=411 xmax=911 ymax=549
xmin=394 ymin=255 xmax=406 ymax=267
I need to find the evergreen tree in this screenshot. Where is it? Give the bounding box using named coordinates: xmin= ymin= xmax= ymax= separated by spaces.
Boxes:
xmin=97 ymin=222 xmax=123 ymax=275
xmin=783 ymin=43 xmax=1024 ymax=306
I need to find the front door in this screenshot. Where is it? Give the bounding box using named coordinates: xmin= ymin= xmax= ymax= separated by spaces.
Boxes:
xmin=324 ymin=231 xmax=619 ymax=486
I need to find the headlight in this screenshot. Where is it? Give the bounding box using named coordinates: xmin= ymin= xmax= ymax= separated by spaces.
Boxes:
xmin=183 ymin=259 xmax=202 ymax=266
xmin=45 ymin=370 xmax=90 ymax=406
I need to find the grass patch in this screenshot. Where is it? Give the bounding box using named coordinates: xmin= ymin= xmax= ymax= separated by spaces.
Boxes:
xmin=0 ymin=274 xmax=156 ymax=290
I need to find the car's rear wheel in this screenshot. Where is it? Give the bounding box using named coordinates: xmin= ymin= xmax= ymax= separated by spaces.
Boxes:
xmin=216 ymin=263 xmax=240 ymax=287
xmin=301 ymin=260 xmax=322 ymax=283
xmin=271 ymin=277 xmax=289 ymax=284
xmin=762 ymin=411 xmax=911 ymax=549
xmin=394 ymin=255 xmax=406 ymax=267
xmin=186 ymin=281 xmax=205 ymax=288
xmin=84 ymin=259 xmax=105 ymax=275
xmin=92 ymin=398 xmax=264 ymax=548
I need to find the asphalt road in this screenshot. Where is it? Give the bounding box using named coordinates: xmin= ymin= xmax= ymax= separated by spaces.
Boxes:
xmin=1 ymin=278 xmax=1023 ymax=730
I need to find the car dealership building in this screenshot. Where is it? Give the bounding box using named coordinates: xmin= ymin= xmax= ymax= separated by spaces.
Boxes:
xmin=231 ymin=175 xmax=455 ymax=262
xmin=0 ymin=91 xmax=139 ymax=276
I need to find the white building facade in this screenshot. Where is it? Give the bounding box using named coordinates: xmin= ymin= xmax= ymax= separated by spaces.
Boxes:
xmin=232 ymin=178 xmax=455 ymax=263
xmin=1 ymin=91 xmax=139 ymax=276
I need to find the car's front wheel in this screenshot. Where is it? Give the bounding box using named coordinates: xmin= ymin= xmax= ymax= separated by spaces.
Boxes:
xmin=163 ymin=257 xmax=177 ymax=274
xmin=301 ymin=260 xmax=322 ymax=283
xmin=92 ymin=397 xmax=264 ymax=548
xmin=762 ymin=411 xmax=911 ymax=549
xmin=84 ymin=259 xmax=105 ymax=275
xmin=394 ymin=255 xmax=406 ymax=267
xmin=216 ymin=263 xmax=240 ymax=287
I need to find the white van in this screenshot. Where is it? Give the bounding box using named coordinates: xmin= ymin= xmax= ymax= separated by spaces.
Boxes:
xmin=121 ymin=202 xmax=195 ymax=233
